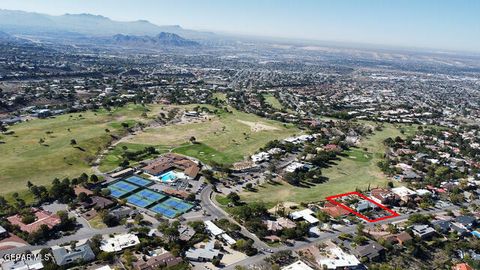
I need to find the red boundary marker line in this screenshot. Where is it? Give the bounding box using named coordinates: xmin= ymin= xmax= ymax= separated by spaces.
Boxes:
xmin=325 ymin=191 xmax=400 ymax=223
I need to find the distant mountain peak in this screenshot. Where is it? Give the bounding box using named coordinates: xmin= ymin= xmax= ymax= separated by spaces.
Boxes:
xmin=64 ymin=13 xmax=109 ymax=19
xmin=111 ymin=32 xmax=199 ymax=47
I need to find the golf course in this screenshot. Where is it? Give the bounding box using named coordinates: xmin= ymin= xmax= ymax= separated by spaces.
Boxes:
xmin=240 ymin=123 xmax=417 ymax=207
xmin=0 ymin=104 xmax=166 ymax=196
xmin=116 ymin=106 xmax=300 ymax=167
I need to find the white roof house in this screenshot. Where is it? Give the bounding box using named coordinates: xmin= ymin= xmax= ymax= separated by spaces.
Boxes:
xmin=1 ymin=260 xmax=44 ymax=270
xmin=318 ymin=247 xmax=361 ymax=269
xmin=204 ymin=220 xmax=224 ymax=236
xmin=100 ymin=233 xmax=140 ymax=253
xmin=221 ymin=234 xmax=236 ymax=245
xmin=251 ymin=152 xmax=270 ymax=163
xmin=289 ymin=209 xmax=319 ymax=224
xmin=391 ymin=186 xmax=416 ymax=200
xmin=185 ymin=241 xmax=220 ymax=262
xmin=282 ymin=260 xmax=314 ymax=270
xmin=415 ymin=189 xmax=432 ymax=196
xmin=204 ymin=220 xmax=236 ymax=245
xmin=284 ymin=162 xmax=306 ymax=173
xmin=0 ymin=225 xmax=7 ymax=235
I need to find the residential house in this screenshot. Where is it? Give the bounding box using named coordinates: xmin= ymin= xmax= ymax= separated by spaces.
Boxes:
xmin=432 ymin=220 xmax=452 ymax=234
xmin=452 ymin=263 xmax=473 ymax=270
xmin=391 ymin=187 xmax=416 ymax=202
xmin=393 ymin=232 xmax=413 ymax=246
xmin=100 ymin=234 xmax=140 ymax=253
xmin=178 ymin=225 xmax=196 ymax=242
xmin=282 ymin=260 xmax=315 ymax=270
xmin=264 ymin=217 xmax=297 ymax=233
xmin=185 ymin=241 xmax=221 ymax=262
xmin=322 ymin=201 xmax=351 ymax=218
xmin=51 ymin=241 xmax=95 ymax=266
xmin=134 ymin=252 xmax=183 ymax=270
xmin=353 ymin=241 xmax=385 ymax=261
xmin=0 ymin=225 xmax=7 ymax=239
xmin=370 ymin=188 xmax=399 ymax=205
xmin=204 ymin=220 xmax=235 ymax=245
xmin=290 ymin=209 xmax=319 ymax=225
xmin=110 ymin=206 xmax=135 ymax=220
xmin=1 ymin=259 xmax=44 ymax=270
xmin=411 ymin=224 xmax=436 ymax=239
xmin=455 ymin=216 xmax=477 ymax=230
xmin=81 ymin=196 xmax=114 ymax=210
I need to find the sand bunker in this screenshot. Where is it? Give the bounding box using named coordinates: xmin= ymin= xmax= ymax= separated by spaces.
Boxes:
xmin=237 ymin=120 xmax=279 ymax=132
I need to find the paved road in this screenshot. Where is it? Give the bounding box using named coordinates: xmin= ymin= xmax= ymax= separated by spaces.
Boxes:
xmin=200 ymin=185 xmax=270 ymax=250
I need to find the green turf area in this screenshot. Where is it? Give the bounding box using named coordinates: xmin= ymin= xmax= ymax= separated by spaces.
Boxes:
xmin=263 ymin=94 xmax=284 ymax=110
xmin=241 ymin=123 xmax=414 ymax=207
xmin=212 ymin=92 xmax=227 ymax=101
xmin=88 ymin=215 xmax=107 ymax=229
xmin=99 ymin=142 xmax=170 ymax=172
xmin=125 ymin=107 xmax=300 ymax=165
xmin=0 ymin=104 xmax=163 ymax=196
xmin=215 ymin=195 xmax=231 ymax=206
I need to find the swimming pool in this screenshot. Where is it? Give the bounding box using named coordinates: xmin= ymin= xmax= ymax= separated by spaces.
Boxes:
xmin=159 ymin=171 xmax=177 ymax=182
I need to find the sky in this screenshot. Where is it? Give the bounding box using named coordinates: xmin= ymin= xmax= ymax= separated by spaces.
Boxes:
xmin=0 ymin=0 xmax=479 ymax=52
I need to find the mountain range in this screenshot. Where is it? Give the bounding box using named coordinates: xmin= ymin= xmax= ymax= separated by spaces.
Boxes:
xmin=111 ymin=33 xmax=199 ymax=47
xmin=0 ymin=9 xmax=214 ymax=40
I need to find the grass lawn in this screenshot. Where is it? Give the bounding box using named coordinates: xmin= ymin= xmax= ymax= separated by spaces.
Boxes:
xmin=0 ymin=104 xmax=163 ymax=196
xmin=215 ymin=195 xmax=231 ymax=206
xmin=125 ymin=107 xmax=300 ymax=165
xmin=212 ymin=92 xmax=227 ymax=101
xmin=241 ymin=123 xmax=416 ymax=207
xmin=263 ymin=94 xmax=283 ymax=110
xmin=99 ymin=142 xmax=170 ymax=172
xmin=88 ymin=215 xmax=107 ymax=229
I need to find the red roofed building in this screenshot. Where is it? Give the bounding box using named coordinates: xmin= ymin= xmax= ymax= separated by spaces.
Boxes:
xmin=322 ymin=201 xmax=350 ymax=218
xmin=452 ymin=263 xmax=473 ymax=270
xmin=7 ymin=209 xmax=61 ymax=233
xmin=324 ymin=144 xmax=341 ymax=152
xmin=370 ymin=188 xmax=399 ymax=205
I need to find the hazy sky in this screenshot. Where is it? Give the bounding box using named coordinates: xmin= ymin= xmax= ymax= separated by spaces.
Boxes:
xmin=1 ymin=0 xmax=479 ymax=52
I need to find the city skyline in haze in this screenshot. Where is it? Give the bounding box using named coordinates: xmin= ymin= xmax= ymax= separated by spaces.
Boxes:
xmin=0 ymin=0 xmax=479 ymax=52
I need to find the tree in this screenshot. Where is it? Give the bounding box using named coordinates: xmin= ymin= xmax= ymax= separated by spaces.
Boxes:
xmin=70 ymin=139 xmax=77 ymax=145
xmin=90 ymin=174 xmax=99 ymax=183
xmin=189 ymin=136 xmax=197 ymax=144
xmin=227 ymin=192 xmax=241 ymax=205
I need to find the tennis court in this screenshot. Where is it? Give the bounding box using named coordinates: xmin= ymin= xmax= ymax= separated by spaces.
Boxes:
xmin=162 ymin=197 xmax=194 ymax=212
xmin=127 ymin=194 xmax=156 ymax=208
xmin=150 ymin=203 xmax=179 ymax=219
xmin=124 ymin=176 xmax=153 ymax=187
xmin=110 ymin=181 xmax=139 ymax=193
xmin=108 ymin=186 xmax=129 ymax=198
xmin=135 ymin=189 xmax=165 ymax=202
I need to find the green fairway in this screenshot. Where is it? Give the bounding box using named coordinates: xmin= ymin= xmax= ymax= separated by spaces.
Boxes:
xmin=263 ymin=94 xmax=283 ymax=110
xmin=241 ymin=123 xmax=414 ymax=206
xmin=98 ymin=142 xmax=170 ymax=172
xmin=212 ymin=92 xmax=227 ymax=101
xmin=0 ymin=104 xmax=162 ymax=196
xmin=124 ymin=107 xmax=300 ymax=165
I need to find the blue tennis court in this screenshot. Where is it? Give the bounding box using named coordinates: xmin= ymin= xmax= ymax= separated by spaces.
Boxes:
xmin=127 ymin=194 xmax=155 ymax=208
xmin=150 ymin=203 xmax=178 ymax=218
xmin=110 ymin=181 xmax=139 ymax=193
xmin=124 ymin=176 xmax=152 ymax=187
xmin=108 ymin=186 xmax=128 ymax=198
xmin=162 ymin=197 xmax=193 ymax=212
xmin=135 ymin=189 xmax=165 ymax=202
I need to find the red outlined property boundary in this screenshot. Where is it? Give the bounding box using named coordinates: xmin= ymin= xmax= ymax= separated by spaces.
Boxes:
xmin=326 ymin=191 xmax=400 ymax=223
